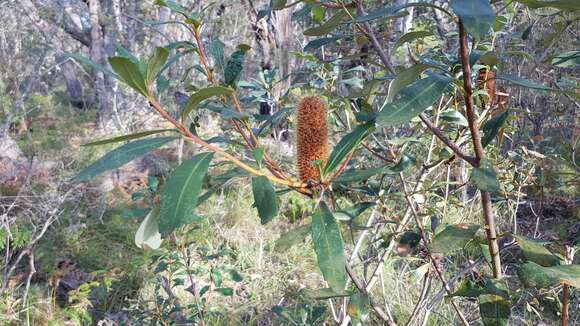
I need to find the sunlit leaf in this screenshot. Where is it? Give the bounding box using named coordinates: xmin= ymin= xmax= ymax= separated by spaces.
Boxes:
xmin=515 ymin=236 xmax=562 ymax=267
xmin=251 ymin=176 xmax=279 ymax=224
xmin=440 ymin=111 xmax=469 ymax=126
xmin=479 ymin=279 xmax=510 ymax=326
xmin=430 ymin=224 xmax=480 ymax=253
xmin=135 ymin=206 xmax=162 ymax=250
xmin=518 ymin=261 xmax=580 ymax=288
xmin=472 ymin=160 xmax=501 ymax=193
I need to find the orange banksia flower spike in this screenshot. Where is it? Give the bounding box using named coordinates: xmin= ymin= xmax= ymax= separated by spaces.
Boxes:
xmin=296 ymin=96 xmax=329 ymax=183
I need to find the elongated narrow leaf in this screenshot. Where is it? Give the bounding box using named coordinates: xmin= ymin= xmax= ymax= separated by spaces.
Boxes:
xmin=301 ymin=288 xmax=352 ymax=300
xmin=334 ymin=202 xmax=375 ymax=221
xmin=251 ymin=176 xmax=279 ymax=224
xmin=518 ymin=261 xmax=580 ymax=288
xmin=393 ymin=31 xmax=434 ymax=52
xmin=333 ymin=166 xmax=386 ymax=183
xmin=472 ymin=160 xmax=501 ymax=193
xmin=449 ymin=279 xmax=509 ymax=298
xmin=451 ymin=0 xmax=495 ymax=40
xmin=304 ymin=36 xmax=345 ymax=52
xmin=274 ymin=224 xmax=312 ymax=252
xmin=354 ymin=2 xmax=452 ymax=23
xmin=515 ymin=236 xmax=562 ymax=267
xmin=386 ymin=64 xmax=441 ymax=103
xmin=304 ymin=11 xmax=349 ymax=36
xmin=159 ymin=153 xmax=214 ymax=235
xmin=135 ymin=206 xmax=162 ymax=250
xmin=495 ymin=74 xmax=580 ymax=99
xmin=82 ymin=129 xmax=176 ymax=146
xmin=182 ymin=86 xmax=233 ymax=119
xmin=551 ymin=51 xmax=580 ymax=67
xmin=348 ymin=292 xmax=371 ymax=324
xmin=209 ymin=38 xmax=226 ymax=71
xmin=514 ymin=0 xmax=580 ymax=10
xmin=147 ymin=47 xmax=169 ymax=84
xmin=430 ymin=224 xmax=480 ymax=253
xmin=440 ymin=111 xmax=469 ymax=126
xmin=109 ymin=56 xmax=148 ymax=96
xmin=73 ymin=137 xmax=176 ymax=183
xmin=311 ymin=202 xmax=347 ymax=292
xmin=66 ymin=53 xmax=117 ymax=78
xmin=482 ymin=111 xmax=508 ymax=147
xmin=324 ymin=122 xmax=375 ymax=176
xmin=378 ymin=74 xmax=452 ymax=126
xmin=479 ymin=279 xmax=510 ymax=326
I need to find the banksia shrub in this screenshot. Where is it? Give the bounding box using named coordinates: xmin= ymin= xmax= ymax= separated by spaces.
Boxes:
xmin=296 ymin=96 xmax=329 ymax=183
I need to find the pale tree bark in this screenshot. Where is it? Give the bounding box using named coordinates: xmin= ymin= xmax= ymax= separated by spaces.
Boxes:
xmin=88 ymin=0 xmax=109 ymax=125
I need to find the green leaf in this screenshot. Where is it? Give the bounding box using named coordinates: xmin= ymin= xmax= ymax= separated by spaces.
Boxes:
xmin=272 ymin=0 xmax=287 ymax=10
xmin=430 ymin=224 xmax=480 ymax=253
xmin=514 ymin=0 xmax=580 ymax=10
xmin=214 ymin=287 xmax=233 ymax=296
xmin=449 ymin=279 xmax=509 ymax=298
xmin=81 ymin=129 xmax=176 ymax=146
xmin=333 ymin=166 xmax=386 ymax=183
xmin=515 ymin=236 xmax=562 ymax=267
xmin=66 ymin=53 xmax=117 ymax=78
xmin=378 ymin=74 xmax=452 ymax=126
xmin=495 ymin=74 xmax=580 ymax=99
xmin=224 ymin=45 xmax=251 ymax=88
xmin=209 ymin=38 xmax=226 ymax=71
xmin=73 ymin=137 xmax=176 ymax=183
xmin=159 ymin=153 xmax=214 ymax=235
xmin=482 ymin=111 xmax=509 ymax=147
xmin=335 ymin=202 xmax=375 ymax=221
xmin=440 ymin=111 xmax=469 ymax=126
xmin=304 ymin=36 xmax=345 ymax=52
xmin=251 ymin=176 xmax=279 ymax=224
xmin=301 ymin=288 xmax=352 ymax=300
xmin=274 ymin=224 xmax=312 ymax=252
xmin=354 ymin=2 xmax=452 ymax=23
xmin=450 ymin=0 xmax=496 ymax=40
xmin=479 ymin=279 xmax=510 ymax=326
xmin=135 ymin=206 xmax=162 ymax=250
xmin=311 ymin=202 xmax=347 ymax=292
xmin=472 ymin=160 xmax=501 ymax=193
xmin=347 ymin=292 xmax=370 ymax=323
xmin=393 ymin=31 xmax=434 ymax=52
xmin=146 ymin=47 xmax=169 ymax=84
xmin=323 ymin=122 xmax=375 ymax=176
xmin=182 ymin=86 xmax=233 ymax=119
xmin=252 ymin=147 xmax=265 ymax=168
xmin=311 ymin=5 xmax=326 ymax=24
xmin=304 ymin=11 xmax=349 ymax=36
xmin=518 ymin=261 xmax=580 ymax=288
xmin=551 ymin=51 xmax=580 ymax=67
xmin=109 ymin=56 xmax=148 ymax=96
xmin=155 ymin=0 xmax=194 ymax=19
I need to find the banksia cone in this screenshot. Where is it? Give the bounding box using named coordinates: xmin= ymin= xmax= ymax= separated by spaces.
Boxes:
xmin=297 ymin=96 xmax=329 ymax=183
